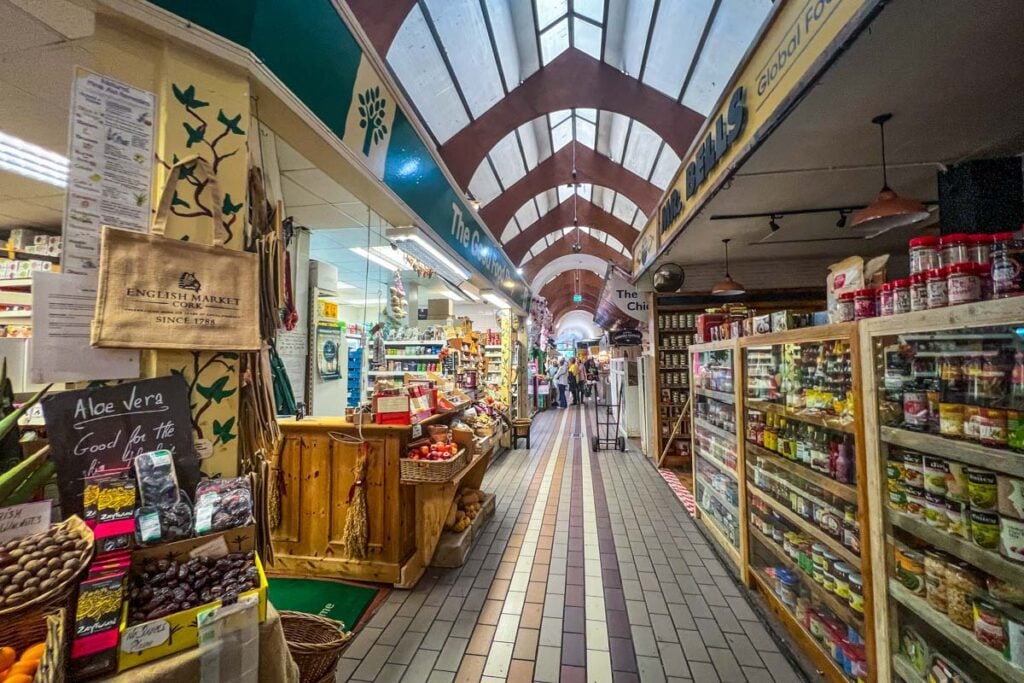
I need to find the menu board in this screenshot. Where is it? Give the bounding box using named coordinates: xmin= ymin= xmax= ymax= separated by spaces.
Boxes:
xmin=41 ymin=375 xmax=199 ymax=515
xmin=63 ymin=68 xmax=157 ymax=278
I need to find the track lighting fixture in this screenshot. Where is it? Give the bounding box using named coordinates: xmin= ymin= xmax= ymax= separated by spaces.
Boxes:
xmin=836 ymin=209 xmax=849 ymax=228
xmin=768 ymin=215 xmax=781 ymax=233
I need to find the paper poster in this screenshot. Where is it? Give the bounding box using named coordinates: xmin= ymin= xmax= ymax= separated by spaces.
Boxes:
xmin=316 ymin=323 xmax=341 ymax=380
xmin=40 ymin=375 xmax=199 ymax=515
xmin=30 ymin=271 xmax=140 ymax=383
xmin=63 ymin=68 xmax=157 ymax=278
xmin=276 ymin=325 xmax=307 ymax=401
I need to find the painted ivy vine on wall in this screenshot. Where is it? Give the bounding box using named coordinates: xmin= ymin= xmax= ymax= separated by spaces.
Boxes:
xmin=156 ymin=82 xmax=245 ymax=244
xmin=171 ymin=351 xmax=239 ymax=447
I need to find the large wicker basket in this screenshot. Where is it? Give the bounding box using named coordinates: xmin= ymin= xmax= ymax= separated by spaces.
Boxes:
xmin=0 ymin=606 xmax=67 ymax=683
xmin=399 ymin=448 xmax=468 ymax=483
xmin=0 ymin=515 xmax=93 ymax=618
xmin=280 ymin=611 xmax=352 ymax=683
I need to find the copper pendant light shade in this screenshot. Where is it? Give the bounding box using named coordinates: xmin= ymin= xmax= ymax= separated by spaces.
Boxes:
xmin=711 ymin=238 xmax=745 ymax=296
xmin=850 ymin=113 xmax=929 ymax=232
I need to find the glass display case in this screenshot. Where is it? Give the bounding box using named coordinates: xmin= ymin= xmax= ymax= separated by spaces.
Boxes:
xmin=655 ymin=307 xmax=697 ymax=465
xmin=740 ymin=325 xmax=874 ymax=683
xmin=690 ymin=340 xmax=745 ymax=574
xmin=862 ymin=300 xmax=1024 ymax=683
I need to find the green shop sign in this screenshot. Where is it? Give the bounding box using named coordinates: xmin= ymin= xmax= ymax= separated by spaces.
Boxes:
xmin=149 ymin=0 xmax=530 ymax=309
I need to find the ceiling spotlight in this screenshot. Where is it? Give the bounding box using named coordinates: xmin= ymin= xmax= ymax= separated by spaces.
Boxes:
xmin=836 ymin=210 xmax=849 ymax=228
xmin=768 ymin=215 xmax=781 ymax=233
xmin=466 ymin=191 xmax=480 ymax=211
xmin=572 ymin=243 xmax=583 ymax=254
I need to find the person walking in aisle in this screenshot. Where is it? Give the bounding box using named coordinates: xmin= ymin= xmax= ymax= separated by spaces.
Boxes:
xmin=554 ymin=358 xmax=569 ymax=409
xmin=546 ymin=358 xmax=559 ymax=409
xmin=568 ymin=357 xmax=581 ymax=405
xmin=584 ymin=354 xmax=598 ymax=398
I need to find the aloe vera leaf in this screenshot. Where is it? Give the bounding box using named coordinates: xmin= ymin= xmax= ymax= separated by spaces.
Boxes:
xmin=0 ymin=383 xmax=51 ymax=442
xmin=0 ymin=446 xmax=48 ymax=502
xmin=2 ymin=460 xmax=55 ymax=505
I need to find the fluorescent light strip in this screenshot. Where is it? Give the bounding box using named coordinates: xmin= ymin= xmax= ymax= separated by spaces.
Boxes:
xmin=0 ymin=131 xmax=68 ymax=188
xmin=336 ymin=281 xmax=356 ymax=289
xmin=369 ymin=246 xmax=410 ymax=270
xmin=435 ymin=290 xmax=465 ymax=301
xmin=350 ymin=247 xmax=399 ymax=272
xmin=393 ymin=234 xmax=470 ymax=280
xmin=482 ymin=292 xmax=511 ymax=309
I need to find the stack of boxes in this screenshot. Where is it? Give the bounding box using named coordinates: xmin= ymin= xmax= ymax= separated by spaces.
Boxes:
xmin=347 ymin=346 xmax=363 ymax=407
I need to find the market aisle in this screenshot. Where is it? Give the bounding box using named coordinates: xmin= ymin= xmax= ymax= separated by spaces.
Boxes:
xmin=335 ymin=408 xmax=804 ymax=682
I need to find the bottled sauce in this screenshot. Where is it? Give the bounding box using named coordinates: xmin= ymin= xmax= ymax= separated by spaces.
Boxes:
xmin=842 ymin=506 xmax=860 ymax=554
xmin=795 ymin=424 xmax=810 ymax=466
xmin=765 ymin=413 xmax=777 ymax=452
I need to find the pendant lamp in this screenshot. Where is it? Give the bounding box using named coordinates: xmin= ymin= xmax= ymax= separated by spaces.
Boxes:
xmin=850 ymin=113 xmax=929 ymax=232
xmin=711 ymin=238 xmax=745 ymax=296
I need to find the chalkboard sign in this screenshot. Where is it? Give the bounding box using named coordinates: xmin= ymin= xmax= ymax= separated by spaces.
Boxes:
xmin=41 ymin=375 xmax=199 ymax=516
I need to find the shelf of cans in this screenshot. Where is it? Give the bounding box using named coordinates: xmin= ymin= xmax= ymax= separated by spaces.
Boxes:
xmin=655 ymin=308 xmax=699 ymax=463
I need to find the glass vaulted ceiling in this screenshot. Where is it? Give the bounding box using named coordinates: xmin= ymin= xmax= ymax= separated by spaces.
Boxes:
xmin=387 ymin=0 xmax=771 ymax=246
xmin=499 ymin=183 xmax=645 ymax=244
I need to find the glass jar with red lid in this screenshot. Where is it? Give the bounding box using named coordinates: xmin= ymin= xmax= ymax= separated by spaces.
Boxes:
xmin=892 ymin=278 xmax=912 ymax=314
xmin=947 ymin=262 xmax=981 ymax=305
xmin=991 ymin=231 xmax=1024 ymax=298
xmin=878 ymin=282 xmax=895 ymax=316
xmin=939 ymin=233 xmax=971 ymax=267
xmin=909 ymin=236 xmax=940 ymax=275
xmin=926 ymin=267 xmax=949 ymax=309
xmin=836 ymin=291 xmax=855 ymax=322
xmin=853 ymin=288 xmax=876 ymax=319
xmin=968 ymin=233 xmax=993 ymax=265
xmin=910 ymin=273 xmax=929 ymax=311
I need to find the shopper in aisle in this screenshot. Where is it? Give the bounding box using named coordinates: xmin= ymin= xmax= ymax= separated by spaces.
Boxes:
xmin=568 ymin=357 xmax=581 ymax=405
xmin=584 ymin=354 xmax=599 ymax=398
xmin=554 ymin=358 xmax=569 ymax=408
xmin=545 ymin=357 xmax=560 ymax=409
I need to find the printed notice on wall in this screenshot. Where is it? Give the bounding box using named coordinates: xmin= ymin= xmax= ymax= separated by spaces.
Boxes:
xmin=276 ymin=325 xmax=307 ymax=407
xmin=63 ymin=68 xmax=157 ymax=278
xmin=30 ymin=271 xmax=140 ymax=383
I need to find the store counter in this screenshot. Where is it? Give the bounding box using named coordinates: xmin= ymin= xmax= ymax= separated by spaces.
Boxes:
xmin=100 ymin=605 xmax=298 ymax=682
xmin=272 ymin=411 xmax=491 ymax=588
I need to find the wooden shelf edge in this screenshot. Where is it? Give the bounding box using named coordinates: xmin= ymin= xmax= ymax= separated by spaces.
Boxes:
xmin=697 ymin=506 xmax=742 ymax=569
xmin=747 ymin=483 xmax=860 ymax=567
xmin=746 ymin=399 xmax=856 ymax=434
xmin=892 ymin=654 xmax=925 ymax=683
xmin=749 ymin=527 xmax=864 ymax=630
xmin=750 ymin=569 xmax=849 ymax=683
xmin=694 ymin=447 xmax=738 ymax=481
xmin=889 ymin=580 xmax=1024 ymax=683
xmin=746 ymin=441 xmax=858 ymax=503
xmin=695 ymin=387 xmax=736 ymax=404
xmin=880 ymin=426 xmax=1024 ymax=478
xmin=693 ymin=417 xmax=738 ymax=444
xmin=695 ymin=475 xmax=740 ymax=518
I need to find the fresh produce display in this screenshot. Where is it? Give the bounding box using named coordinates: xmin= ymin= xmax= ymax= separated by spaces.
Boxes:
xmin=0 ymin=641 xmax=45 ymax=682
xmin=126 ymin=551 xmax=259 ymax=625
xmin=444 ymin=488 xmax=487 ymax=533
xmin=0 ymin=523 xmax=90 ymax=611
xmin=405 ymin=440 xmax=459 ymax=461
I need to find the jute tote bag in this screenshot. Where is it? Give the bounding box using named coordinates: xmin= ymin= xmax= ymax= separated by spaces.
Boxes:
xmin=91 ymin=155 xmax=260 ymax=351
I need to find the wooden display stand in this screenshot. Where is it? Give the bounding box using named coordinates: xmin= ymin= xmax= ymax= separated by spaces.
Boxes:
xmin=272 ymin=408 xmax=492 ymax=588
xmin=859 ymin=299 xmax=1024 ymax=683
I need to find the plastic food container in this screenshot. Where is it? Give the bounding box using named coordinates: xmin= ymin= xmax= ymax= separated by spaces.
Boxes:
xmin=895 ymin=547 xmax=925 ymax=595
xmin=969 ymin=232 xmax=993 ymax=265
xmin=909 ymin=236 xmax=940 ymax=275
xmin=947 ymin=561 xmax=984 ymax=629
xmin=971 ymin=509 xmax=1000 ymax=550
xmin=892 ymin=278 xmax=912 ymax=314
xmin=910 ymin=272 xmax=929 ymax=311
xmin=924 ymin=550 xmax=949 ymax=613
xmin=776 ymin=568 xmax=799 ymax=607
xmin=939 ymin=232 xmax=971 ymax=267
xmin=973 ymin=598 xmax=1010 ymax=655
xmin=878 ymin=282 xmax=894 ymax=316
xmin=1000 ymin=515 xmax=1024 ymax=563
xmin=853 ymin=288 xmax=876 ymax=319
xmin=926 ymin=267 xmax=949 ymax=308
xmin=848 ymin=573 xmax=864 ymax=613
xmin=836 ymin=291 xmax=855 ymax=322
xmin=992 ymin=231 xmax=1024 ymax=298
xmin=947 ymin=262 xmax=982 ymax=305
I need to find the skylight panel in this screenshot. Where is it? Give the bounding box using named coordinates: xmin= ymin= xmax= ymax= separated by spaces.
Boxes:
xmin=642 ymin=0 xmax=715 ymax=97
xmin=484 ymin=0 xmax=521 ymax=88
xmin=535 ymin=188 xmax=558 ymax=216
xmin=490 ymin=130 xmax=527 ymax=187
xmin=540 ymin=17 xmax=570 ymax=65
xmin=535 ymin=0 xmax=568 ymax=28
xmin=514 ymin=199 xmax=540 ymax=230
xmin=501 ymin=218 xmax=520 ymax=243
xmin=551 ymin=116 xmax=573 ymax=151
xmin=612 ymin=194 xmax=639 ymax=224
xmin=517 ymin=122 xmax=540 ymax=170
xmin=576 ymin=117 xmax=597 ymax=149
xmin=575 ymin=183 xmax=593 ymax=202
xmin=576 ymin=108 xmax=597 ymax=124
xmin=528 ymin=116 xmax=554 ymax=162
xmin=619 ymin=0 xmax=655 ymax=77
xmin=607 ymin=235 xmax=627 ymax=254
xmin=576 ymin=0 xmax=605 ymax=22
xmin=388 ymin=6 xmax=470 ymax=143
xmin=425 ymin=0 xmax=505 ymax=117
xmin=622 ymin=119 xmax=661 ymax=178
xmin=648 ymin=143 xmax=681 ymax=189
xmin=683 ymin=0 xmax=771 ymax=115
xmin=557 ymin=185 xmax=574 ymax=203
xmin=468 ymin=161 xmax=503 ymax=205
xmin=573 ymin=17 xmax=602 ymax=59
xmin=593 ymin=186 xmax=614 ymax=212
xmin=632 ymin=211 xmax=648 ymax=229
xmin=604 ymin=112 xmax=630 ymax=162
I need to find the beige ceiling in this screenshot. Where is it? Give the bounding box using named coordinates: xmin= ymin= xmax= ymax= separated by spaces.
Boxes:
xmin=653 ymin=0 xmax=1024 ymax=270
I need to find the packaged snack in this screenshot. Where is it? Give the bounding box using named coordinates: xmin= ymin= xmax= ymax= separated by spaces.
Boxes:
xmin=135 ymin=450 xmax=181 ymax=507
xmin=194 ymin=477 xmax=254 ymax=535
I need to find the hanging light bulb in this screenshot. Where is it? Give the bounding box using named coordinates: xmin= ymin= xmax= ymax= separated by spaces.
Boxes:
xmin=711 ymin=238 xmax=745 ymax=296
xmin=850 ymin=113 xmax=929 ymax=232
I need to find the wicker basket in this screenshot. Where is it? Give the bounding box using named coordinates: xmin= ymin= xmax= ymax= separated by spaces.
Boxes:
xmin=280 ymin=611 xmax=352 ymax=683
xmin=0 ymin=606 xmax=66 ymax=683
xmin=0 ymin=515 xmax=93 ymax=618
xmin=399 ymin=448 xmax=468 ymax=483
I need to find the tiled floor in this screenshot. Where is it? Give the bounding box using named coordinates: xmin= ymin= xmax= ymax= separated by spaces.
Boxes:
xmin=336 ymin=408 xmax=805 ymax=682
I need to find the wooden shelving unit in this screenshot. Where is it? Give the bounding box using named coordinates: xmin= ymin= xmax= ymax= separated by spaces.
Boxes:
xmin=860 ymin=300 xmax=1024 ymax=683
xmin=652 ymin=303 xmax=702 ymax=468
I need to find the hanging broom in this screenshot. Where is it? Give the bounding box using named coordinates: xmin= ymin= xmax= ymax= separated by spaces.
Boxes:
xmin=341 ymin=442 xmax=370 ymax=559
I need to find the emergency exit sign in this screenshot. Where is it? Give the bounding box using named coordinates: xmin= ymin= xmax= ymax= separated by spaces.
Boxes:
xmin=573 ymin=294 xmax=582 ymax=303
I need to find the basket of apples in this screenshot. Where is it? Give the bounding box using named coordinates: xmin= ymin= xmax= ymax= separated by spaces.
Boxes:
xmin=400 ymin=437 xmax=467 ymax=483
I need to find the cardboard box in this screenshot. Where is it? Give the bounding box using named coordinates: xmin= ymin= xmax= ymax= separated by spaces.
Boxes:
xmin=427 ymin=298 xmax=454 ymax=319
xmin=771 ymin=310 xmax=795 ymax=332
xmin=116 ymin=526 xmax=267 ymax=671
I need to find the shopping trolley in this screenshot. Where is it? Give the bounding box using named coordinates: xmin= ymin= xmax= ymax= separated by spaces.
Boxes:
xmin=590 ymin=369 xmax=625 ymax=452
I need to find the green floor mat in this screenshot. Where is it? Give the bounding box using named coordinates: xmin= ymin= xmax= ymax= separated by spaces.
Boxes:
xmin=268 ymin=577 xmax=379 ymax=629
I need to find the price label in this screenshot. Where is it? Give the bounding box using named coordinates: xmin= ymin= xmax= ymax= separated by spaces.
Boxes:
xmin=189 ymin=534 xmax=230 ymax=560
xmin=411 ymin=424 xmax=423 ymax=439
xmin=121 ymin=620 xmax=170 ymax=653
xmin=0 ymin=501 xmax=51 ymax=544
